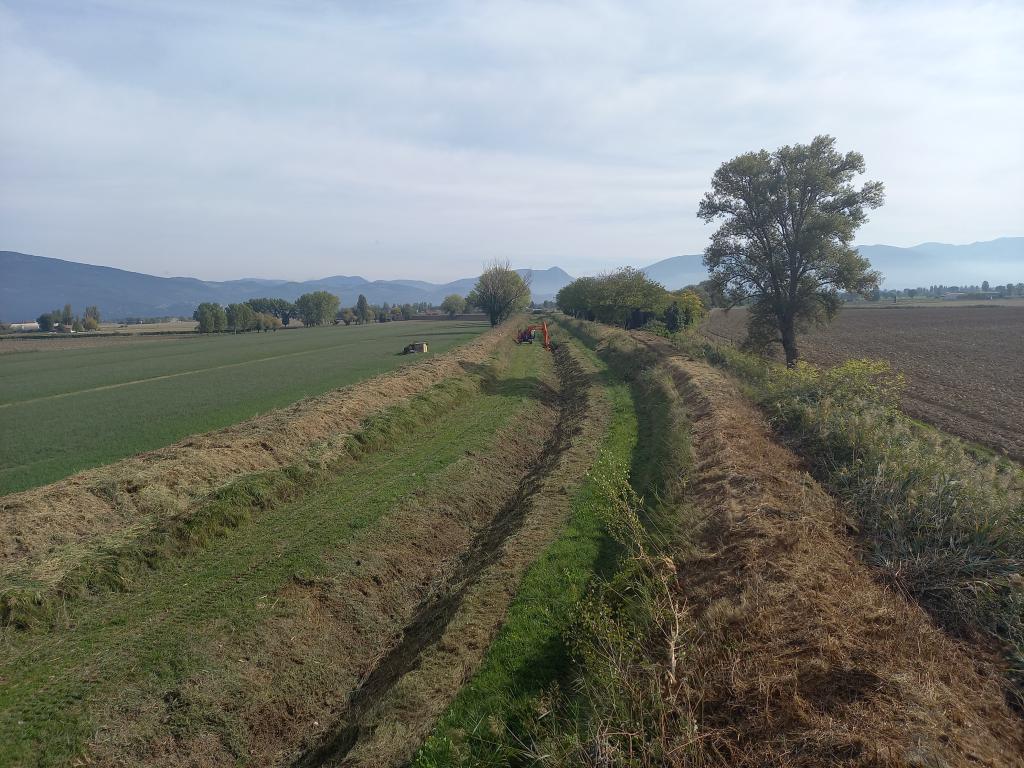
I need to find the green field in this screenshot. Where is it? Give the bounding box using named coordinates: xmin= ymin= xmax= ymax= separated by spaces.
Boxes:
xmin=0 ymin=321 xmax=486 ymax=495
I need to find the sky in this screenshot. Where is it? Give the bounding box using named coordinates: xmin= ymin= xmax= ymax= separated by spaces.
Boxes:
xmin=1 ymin=0 xmax=1022 ymax=282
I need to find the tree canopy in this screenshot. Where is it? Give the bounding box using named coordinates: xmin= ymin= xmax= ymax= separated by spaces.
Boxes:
xmin=246 ymin=298 xmax=295 ymax=325
xmin=468 ymin=261 xmax=531 ymax=326
xmin=294 ymin=291 xmax=340 ymax=326
xmin=697 ymin=135 xmax=884 ymax=366
xmin=440 ymin=294 xmax=466 ymax=318
xmin=556 ymin=268 xmax=702 ymax=331
xmin=193 ymin=302 xmax=227 ymax=333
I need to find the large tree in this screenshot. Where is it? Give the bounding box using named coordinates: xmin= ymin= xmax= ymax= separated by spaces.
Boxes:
xmin=440 ymin=293 xmax=466 ymax=318
xmin=697 ymin=135 xmax=884 ymax=366
xmin=467 ymin=261 xmax=531 ymax=326
xmin=294 ymin=291 xmax=340 ymax=326
xmin=246 ymin=297 xmax=295 ymax=326
xmin=193 ymin=302 xmax=227 ymax=333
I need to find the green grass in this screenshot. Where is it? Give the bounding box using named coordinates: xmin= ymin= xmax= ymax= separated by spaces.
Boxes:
xmin=415 ymin=321 xmax=703 ymax=767
xmin=414 ymin=341 xmax=639 ymax=767
xmin=0 ymin=342 xmax=540 ymax=768
xmin=0 ymin=321 xmax=486 ymax=494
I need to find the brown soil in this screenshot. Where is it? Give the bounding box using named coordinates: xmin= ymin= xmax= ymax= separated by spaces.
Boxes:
xmin=85 ymin=342 xmax=608 ymax=768
xmin=631 ymin=330 xmax=1024 ymax=767
xmin=702 ymin=305 xmax=1024 ymax=461
xmin=0 ymin=327 xmax=505 ymax=590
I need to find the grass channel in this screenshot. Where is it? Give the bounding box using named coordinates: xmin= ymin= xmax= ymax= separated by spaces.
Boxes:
xmin=415 ymin=326 xmax=696 ymax=766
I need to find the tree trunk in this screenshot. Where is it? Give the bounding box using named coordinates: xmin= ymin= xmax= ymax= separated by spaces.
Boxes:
xmin=780 ymin=315 xmax=799 ymax=368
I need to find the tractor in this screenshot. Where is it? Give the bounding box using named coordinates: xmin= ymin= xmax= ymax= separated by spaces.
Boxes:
xmin=515 ymin=321 xmax=551 ymax=350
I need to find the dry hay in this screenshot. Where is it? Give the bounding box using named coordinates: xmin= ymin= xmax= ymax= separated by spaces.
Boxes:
xmin=0 ymin=327 xmax=505 ymax=589
xmin=660 ymin=346 xmax=1024 ymax=767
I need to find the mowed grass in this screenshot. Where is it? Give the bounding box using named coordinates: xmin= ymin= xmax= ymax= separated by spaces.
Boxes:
xmin=0 ymin=343 xmax=544 ymax=767
xmin=415 ymin=341 xmax=638 ymax=766
xmin=0 ymin=321 xmax=486 ymax=494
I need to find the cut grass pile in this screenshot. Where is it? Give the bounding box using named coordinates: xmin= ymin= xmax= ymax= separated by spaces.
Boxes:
xmin=0 ymin=321 xmax=486 ymax=494
xmin=0 ymin=341 xmax=545 ymax=767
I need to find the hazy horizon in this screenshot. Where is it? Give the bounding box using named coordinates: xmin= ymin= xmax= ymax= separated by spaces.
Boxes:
xmin=2 ymin=0 xmax=1022 ymax=282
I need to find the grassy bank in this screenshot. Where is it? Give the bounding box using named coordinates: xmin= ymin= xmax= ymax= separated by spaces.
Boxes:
xmin=678 ymin=331 xmax=1024 ymax=702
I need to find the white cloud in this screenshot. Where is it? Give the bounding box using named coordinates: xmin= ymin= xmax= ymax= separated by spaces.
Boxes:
xmin=1 ymin=0 xmax=1021 ymax=281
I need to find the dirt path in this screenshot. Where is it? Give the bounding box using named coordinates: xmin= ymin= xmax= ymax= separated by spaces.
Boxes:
xmin=641 ymin=332 xmax=1024 ymax=766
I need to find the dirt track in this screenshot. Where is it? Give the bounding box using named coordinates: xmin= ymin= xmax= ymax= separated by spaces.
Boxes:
xmin=631 ymin=331 xmax=1024 ymax=767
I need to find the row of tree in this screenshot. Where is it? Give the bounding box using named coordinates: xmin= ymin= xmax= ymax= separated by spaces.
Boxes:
xmin=37 ymin=304 xmax=101 ymax=332
xmin=193 ymin=291 xmax=480 ymax=333
xmin=556 ymin=268 xmax=705 ymax=331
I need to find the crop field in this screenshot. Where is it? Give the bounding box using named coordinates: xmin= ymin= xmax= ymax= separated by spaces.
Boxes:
xmin=703 ymin=304 xmax=1024 ymax=461
xmin=0 ymin=321 xmax=486 ymax=494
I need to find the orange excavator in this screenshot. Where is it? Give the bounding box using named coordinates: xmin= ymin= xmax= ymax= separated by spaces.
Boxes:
xmin=515 ymin=321 xmax=551 ymax=350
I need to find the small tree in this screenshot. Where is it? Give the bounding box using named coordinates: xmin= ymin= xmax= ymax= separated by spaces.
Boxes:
xmin=440 ymin=294 xmax=466 ymax=318
xmin=400 ymin=303 xmax=414 ymax=320
xmin=37 ymin=313 xmax=54 ymax=331
xmin=340 ymin=308 xmax=357 ymax=325
xmin=82 ymin=316 xmax=100 ymax=331
xmin=698 ymin=135 xmax=884 ymax=366
xmin=84 ymin=305 xmax=101 ymax=323
xmin=61 ymin=304 xmax=73 ymax=327
xmin=468 ymin=261 xmax=531 ymax=326
xmin=295 ymin=291 xmax=341 ymax=326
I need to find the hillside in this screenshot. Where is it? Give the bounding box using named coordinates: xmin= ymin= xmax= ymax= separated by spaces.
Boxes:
xmin=0 ymin=252 xmax=574 ymax=322
xmin=640 ymin=237 xmax=1024 ymax=290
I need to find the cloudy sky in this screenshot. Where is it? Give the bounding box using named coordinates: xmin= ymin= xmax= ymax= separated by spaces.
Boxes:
xmin=2 ymin=0 xmax=1022 ymax=281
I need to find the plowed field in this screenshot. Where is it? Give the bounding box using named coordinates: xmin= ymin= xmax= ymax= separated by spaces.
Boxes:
xmin=703 ymin=305 xmax=1024 ymax=460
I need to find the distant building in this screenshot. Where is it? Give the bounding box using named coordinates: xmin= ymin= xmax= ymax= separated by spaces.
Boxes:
xmin=9 ymin=321 xmax=40 ymax=332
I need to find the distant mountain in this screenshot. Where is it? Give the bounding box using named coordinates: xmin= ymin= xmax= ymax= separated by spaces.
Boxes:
xmin=2 ymin=239 xmax=1019 ymax=322
xmin=0 ymin=252 xmax=574 ymax=322
xmin=640 ymin=254 xmax=706 ymax=290
xmin=856 ymin=238 xmax=1024 ymax=289
xmin=638 ymin=237 xmax=1024 ymax=291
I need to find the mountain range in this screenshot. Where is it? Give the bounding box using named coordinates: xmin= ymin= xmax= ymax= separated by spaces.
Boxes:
xmin=2 ymin=237 xmax=1021 ymax=322
xmin=640 ymin=238 xmax=1023 ymax=293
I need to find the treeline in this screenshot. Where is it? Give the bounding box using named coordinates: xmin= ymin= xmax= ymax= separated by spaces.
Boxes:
xmin=556 ymin=267 xmax=705 ymax=332
xmin=193 ymin=291 xmax=340 ymax=333
xmin=35 ymin=304 xmax=101 ymax=332
xmin=192 ymin=291 xmax=470 ymax=333
xmin=849 ymin=281 xmax=1024 ymax=302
